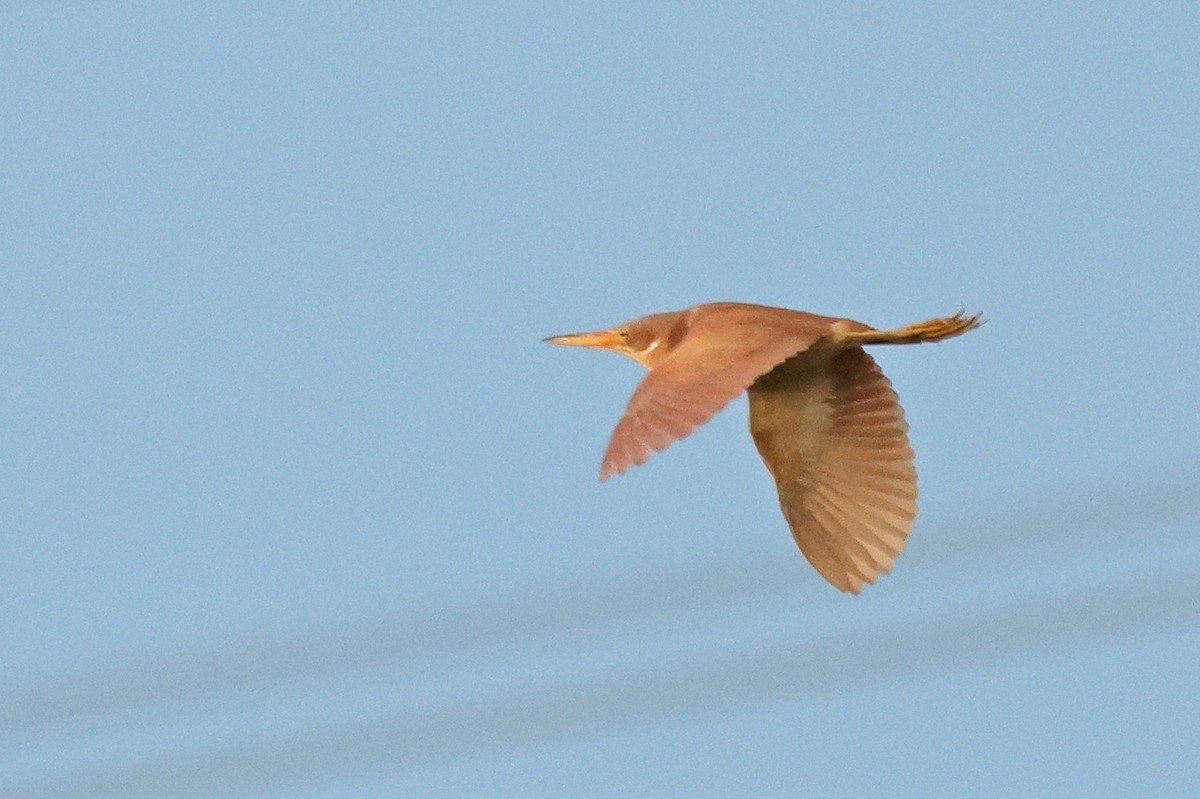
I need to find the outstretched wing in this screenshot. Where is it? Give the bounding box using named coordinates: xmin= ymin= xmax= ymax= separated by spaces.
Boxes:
xmin=748 ymin=346 xmax=916 ymax=593
xmin=599 ymin=306 xmax=856 ymax=481
xmin=600 ymin=363 xmax=757 ymax=481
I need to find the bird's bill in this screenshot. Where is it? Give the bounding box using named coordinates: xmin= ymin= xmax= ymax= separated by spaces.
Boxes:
xmin=542 ymin=329 xmax=625 ymax=350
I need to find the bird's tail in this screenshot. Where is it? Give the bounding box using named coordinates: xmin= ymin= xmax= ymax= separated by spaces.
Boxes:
xmin=844 ymin=310 xmax=984 ymax=346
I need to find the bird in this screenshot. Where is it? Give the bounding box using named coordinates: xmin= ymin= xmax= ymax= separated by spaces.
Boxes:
xmin=543 ymin=302 xmax=982 ymax=593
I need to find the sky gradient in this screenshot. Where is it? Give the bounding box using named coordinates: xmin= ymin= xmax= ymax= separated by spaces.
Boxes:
xmin=2 ymin=3 xmax=1198 ymax=797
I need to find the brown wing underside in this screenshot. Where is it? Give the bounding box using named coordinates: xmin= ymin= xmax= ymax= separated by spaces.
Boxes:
xmin=748 ymin=346 xmax=916 ymax=593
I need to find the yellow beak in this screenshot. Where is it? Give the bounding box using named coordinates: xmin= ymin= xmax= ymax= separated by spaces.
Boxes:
xmin=542 ymin=329 xmax=625 ymax=350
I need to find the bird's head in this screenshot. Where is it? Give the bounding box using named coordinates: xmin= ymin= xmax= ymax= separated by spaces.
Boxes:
xmin=543 ymin=310 xmax=687 ymax=369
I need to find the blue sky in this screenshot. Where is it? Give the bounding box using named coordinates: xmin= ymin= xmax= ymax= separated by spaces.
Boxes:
xmin=2 ymin=3 xmax=1198 ymax=797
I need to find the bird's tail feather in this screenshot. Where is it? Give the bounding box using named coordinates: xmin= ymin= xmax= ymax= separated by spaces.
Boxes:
xmin=844 ymin=310 xmax=984 ymax=347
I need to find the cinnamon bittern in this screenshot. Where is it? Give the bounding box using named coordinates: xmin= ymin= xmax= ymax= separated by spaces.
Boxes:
xmin=544 ymin=302 xmax=982 ymax=593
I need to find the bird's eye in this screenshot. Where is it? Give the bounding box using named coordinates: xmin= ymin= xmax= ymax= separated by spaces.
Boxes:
xmin=617 ymin=329 xmax=629 ymax=340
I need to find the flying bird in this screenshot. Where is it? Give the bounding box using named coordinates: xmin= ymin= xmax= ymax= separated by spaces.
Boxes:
xmin=544 ymin=302 xmax=982 ymax=593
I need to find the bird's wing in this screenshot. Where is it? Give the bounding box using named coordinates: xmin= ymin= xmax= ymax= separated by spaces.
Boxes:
xmin=599 ymin=332 xmax=825 ymax=481
xmin=747 ymin=346 xmax=916 ymax=593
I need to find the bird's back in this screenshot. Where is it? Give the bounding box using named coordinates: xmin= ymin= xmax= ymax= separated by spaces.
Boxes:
xmin=668 ymin=303 xmax=873 ymax=367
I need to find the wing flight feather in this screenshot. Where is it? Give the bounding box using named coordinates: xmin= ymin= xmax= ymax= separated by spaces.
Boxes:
xmin=748 ymin=347 xmax=916 ymax=592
